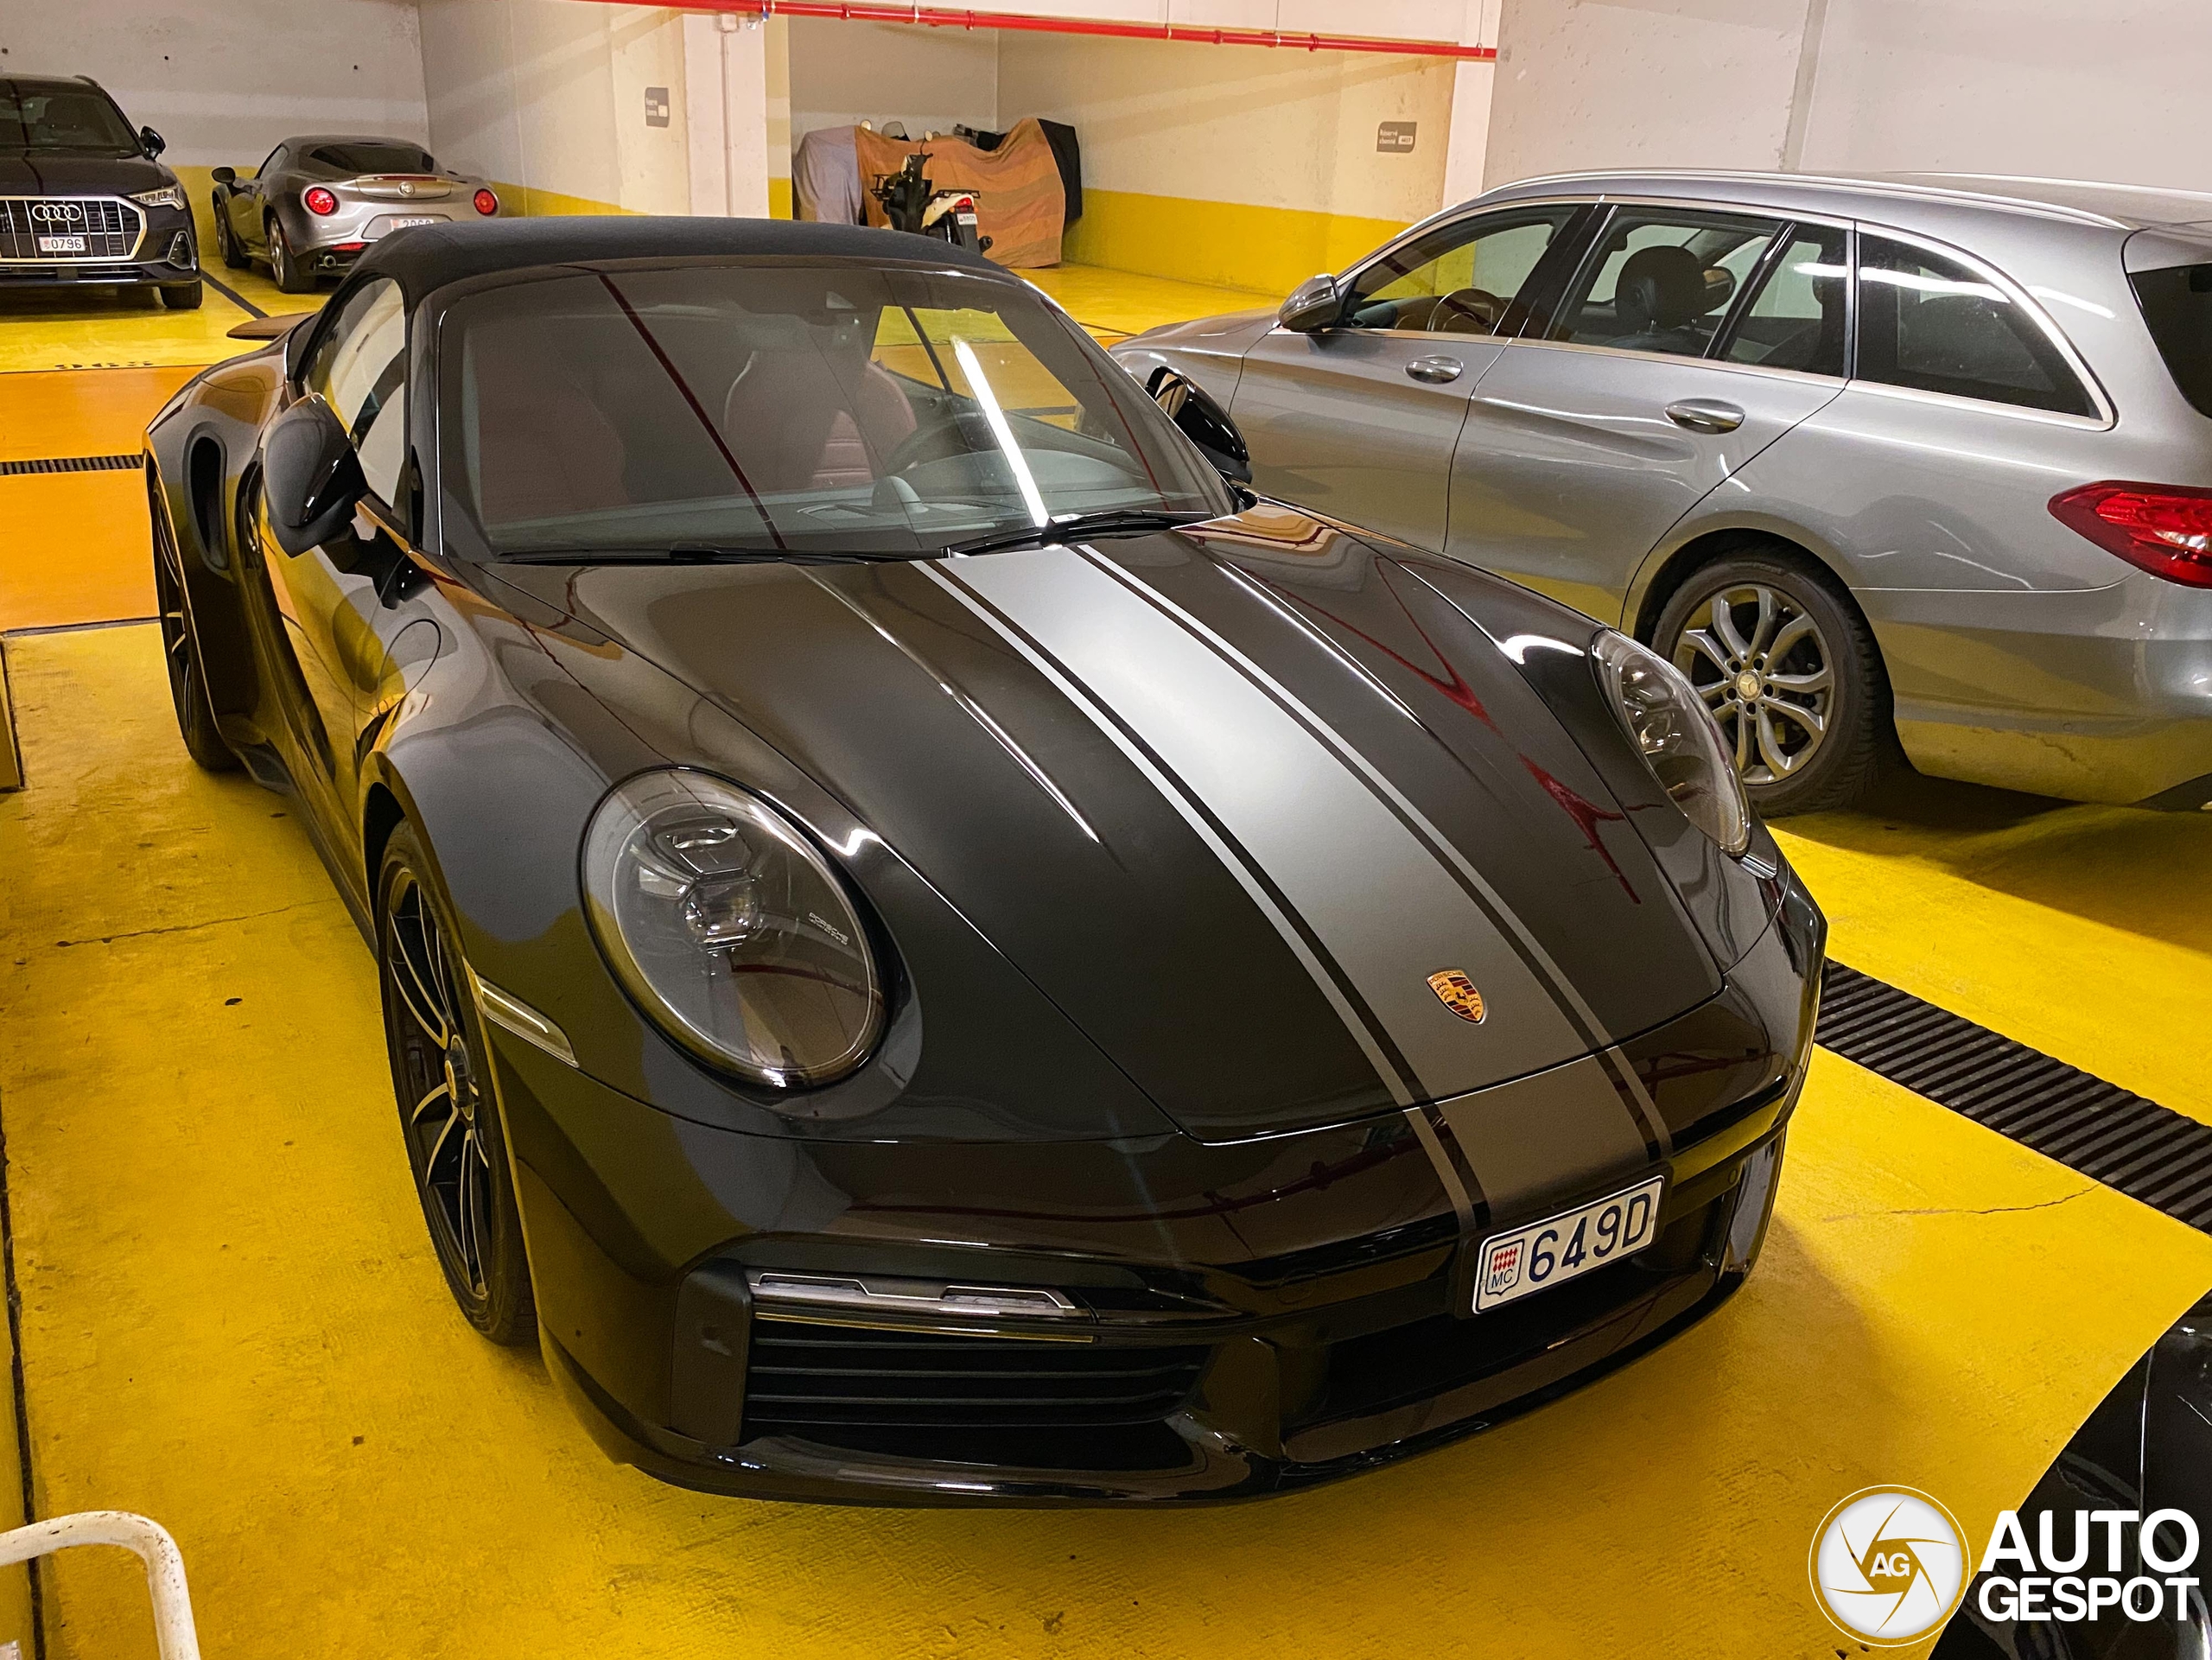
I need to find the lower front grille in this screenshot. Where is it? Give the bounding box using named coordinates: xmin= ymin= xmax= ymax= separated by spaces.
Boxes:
xmin=741 ymin=1320 xmax=1209 ymax=1471
xmin=0 ymin=198 xmax=142 ymax=263
xmin=1300 ymin=1197 xmax=1724 ymax=1430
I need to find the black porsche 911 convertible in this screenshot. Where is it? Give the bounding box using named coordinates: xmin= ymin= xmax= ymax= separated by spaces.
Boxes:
xmin=145 ymin=218 xmax=1823 ymax=1504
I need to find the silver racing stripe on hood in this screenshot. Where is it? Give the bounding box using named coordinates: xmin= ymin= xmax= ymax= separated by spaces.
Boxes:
xmin=921 ymin=546 xmax=1656 ymax=1179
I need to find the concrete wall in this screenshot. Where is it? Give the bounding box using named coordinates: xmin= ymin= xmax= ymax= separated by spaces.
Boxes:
xmin=785 ymin=17 xmax=1000 ymax=144
xmin=1485 ymin=0 xmax=2212 ymax=194
xmin=1 ymin=0 xmax=429 ymax=169
xmin=1796 ymin=0 xmax=2212 ymax=190
xmin=999 ymin=34 xmax=1459 ymax=293
xmin=417 ymin=0 xmax=787 ymax=216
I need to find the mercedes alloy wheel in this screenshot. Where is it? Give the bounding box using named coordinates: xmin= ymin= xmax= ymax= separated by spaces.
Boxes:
xmin=1653 ymin=548 xmax=1891 ymax=815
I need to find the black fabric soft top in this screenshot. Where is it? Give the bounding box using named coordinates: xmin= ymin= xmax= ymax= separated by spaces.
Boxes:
xmin=355 ymin=214 xmax=1003 ymax=303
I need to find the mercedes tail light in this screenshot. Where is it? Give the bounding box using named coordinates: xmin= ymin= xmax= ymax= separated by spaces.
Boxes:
xmin=2050 ymin=481 xmax=2212 ymax=588
xmin=473 ymin=188 xmax=499 ymax=216
xmin=302 ymin=186 xmax=338 ymax=216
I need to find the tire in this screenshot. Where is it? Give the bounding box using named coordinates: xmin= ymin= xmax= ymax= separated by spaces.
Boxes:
xmin=377 ymin=824 xmax=537 ymax=1346
xmin=159 ymin=280 xmax=203 ymax=310
xmin=269 ymin=220 xmax=314 ymax=294
xmin=1650 ymin=544 xmax=1892 ymax=816
xmin=154 ymin=547 xmax=238 ymax=772
xmin=215 ymin=204 xmax=248 ymax=270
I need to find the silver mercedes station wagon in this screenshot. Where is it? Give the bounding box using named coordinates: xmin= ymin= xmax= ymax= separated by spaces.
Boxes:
xmin=1112 ymin=171 xmax=2212 ymax=814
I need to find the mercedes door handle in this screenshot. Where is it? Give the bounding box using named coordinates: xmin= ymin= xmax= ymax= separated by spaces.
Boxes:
xmin=1664 ymin=398 xmax=1745 ymax=434
xmin=1406 ymin=356 xmax=1464 ymax=385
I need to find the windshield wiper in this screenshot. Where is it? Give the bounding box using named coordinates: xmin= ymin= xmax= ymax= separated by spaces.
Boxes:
xmin=943 ymin=510 xmax=1211 ymax=560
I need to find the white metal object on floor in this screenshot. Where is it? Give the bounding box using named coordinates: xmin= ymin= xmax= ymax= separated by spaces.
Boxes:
xmin=0 ymin=1511 xmax=200 ymax=1659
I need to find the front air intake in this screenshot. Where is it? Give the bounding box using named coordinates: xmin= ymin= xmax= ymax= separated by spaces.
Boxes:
xmin=741 ymin=1321 xmax=1208 ymax=1471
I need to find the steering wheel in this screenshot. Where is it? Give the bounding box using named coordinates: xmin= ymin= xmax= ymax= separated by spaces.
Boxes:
xmin=1427 ymin=287 xmax=1505 ymax=334
xmin=883 ymin=408 xmax=999 ymax=476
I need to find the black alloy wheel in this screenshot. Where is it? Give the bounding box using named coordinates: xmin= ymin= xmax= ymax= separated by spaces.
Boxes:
xmin=269 ymin=219 xmax=313 ymax=295
xmin=215 ymin=206 xmax=248 ymax=270
xmin=378 ymin=824 xmax=536 ymax=1345
xmin=1652 ymin=545 xmax=1892 ymax=815
xmin=154 ymin=548 xmax=238 ymax=772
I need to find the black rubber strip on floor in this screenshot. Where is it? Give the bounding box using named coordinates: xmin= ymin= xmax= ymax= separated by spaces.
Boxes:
xmin=202 ymin=272 xmax=265 ymax=320
xmin=0 ymin=454 xmax=137 ymax=477
xmin=0 ymin=1090 xmax=48 ymax=1657
xmin=1817 ymin=962 xmax=2212 ymax=1231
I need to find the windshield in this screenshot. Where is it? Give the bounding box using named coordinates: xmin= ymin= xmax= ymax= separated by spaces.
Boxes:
xmin=0 ymin=82 xmax=138 ymax=154
xmin=435 ymin=263 xmax=1230 ymax=560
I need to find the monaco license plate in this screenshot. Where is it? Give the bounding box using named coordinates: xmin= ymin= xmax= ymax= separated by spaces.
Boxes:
xmin=1473 ymin=1176 xmax=1664 ymax=1312
xmin=386 ymin=216 xmax=437 ymax=230
xmin=37 ymin=235 xmax=87 ymax=254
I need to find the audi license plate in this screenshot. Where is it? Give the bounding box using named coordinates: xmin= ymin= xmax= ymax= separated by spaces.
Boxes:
xmin=1474 ymin=1176 xmax=1664 ymax=1312
xmin=37 ymin=235 xmax=87 ymax=254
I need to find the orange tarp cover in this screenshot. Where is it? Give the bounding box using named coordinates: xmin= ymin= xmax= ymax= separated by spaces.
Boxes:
xmin=854 ymin=119 xmax=1065 ymax=269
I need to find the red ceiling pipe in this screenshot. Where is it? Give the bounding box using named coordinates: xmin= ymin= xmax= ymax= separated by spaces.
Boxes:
xmin=638 ymin=0 xmax=1497 ymax=59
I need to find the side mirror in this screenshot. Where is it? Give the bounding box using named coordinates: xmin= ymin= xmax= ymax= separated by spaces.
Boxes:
xmin=263 ymin=397 xmax=365 ymax=556
xmin=210 ymin=166 xmax=236 ymax=186
xmin=1151 ymin=371 xmax=1251 ymax=484
xmin=1278 ymin=272 xmax=1343 ymax=334
xmin=139 ymin=126 xmax=166 ymax=159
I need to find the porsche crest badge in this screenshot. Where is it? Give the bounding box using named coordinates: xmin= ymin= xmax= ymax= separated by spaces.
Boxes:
xmin=1427 ymin=970 xmax=1486 ymax=1024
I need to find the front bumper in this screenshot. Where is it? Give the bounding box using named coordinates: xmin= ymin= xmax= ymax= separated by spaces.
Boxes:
xmin=494 ymin=869 xmax=1822 ymax=1505
xmin=0 ymin=212 xmax=197 ymax=291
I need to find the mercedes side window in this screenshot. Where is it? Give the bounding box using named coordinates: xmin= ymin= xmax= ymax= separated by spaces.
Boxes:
xmin=1856 ymin=234 xmax=2095 ymax=417
xmin=1718 ymin=225 xmax=1849 ymax=376
xmin=303 ymin=277 xmax=409 ymax=507
xmin=1553 ymin=210 xmax=1783 ymax=359
xmin=1341 ymin=208 xmax=1580 ymax=336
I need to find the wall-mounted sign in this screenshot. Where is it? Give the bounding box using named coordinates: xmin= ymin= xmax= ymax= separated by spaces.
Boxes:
xmin=645 ymin=87 xmax=671 ymax=129
xmin=1376 ymin=121 xmax=1417 ymax=154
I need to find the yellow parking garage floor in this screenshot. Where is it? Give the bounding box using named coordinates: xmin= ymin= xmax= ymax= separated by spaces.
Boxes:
xmin=1 ymin=633 xmax=2209 ymax=1660
xmin=1776 ymin=782 xmax=2212 ymax=1126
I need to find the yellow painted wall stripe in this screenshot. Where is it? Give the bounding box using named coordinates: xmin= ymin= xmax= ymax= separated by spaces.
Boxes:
xmin=1064 ymin=188 xmax=1409 ymax=299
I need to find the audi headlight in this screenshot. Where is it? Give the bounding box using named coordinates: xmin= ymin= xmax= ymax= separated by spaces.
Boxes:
xmin=1590 ymin=631 xmax=1751 ymax=855
xmin=130 ymin=185 xmax=187 ymax=211
xmin=582 ymin=771 xmax=886 ymax=1088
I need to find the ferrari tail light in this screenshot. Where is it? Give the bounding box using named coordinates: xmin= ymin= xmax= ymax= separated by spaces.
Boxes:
xmin=473 ymin=188 xmax=499 ymax=216
xmin=302 ymin=186 xmax=338 ymax=216
xmin=2050 ymin=480 xmax=2212 ymax=588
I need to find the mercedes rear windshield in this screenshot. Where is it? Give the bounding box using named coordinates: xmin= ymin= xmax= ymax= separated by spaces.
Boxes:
xmin=2133 ymin=262 xmax=2212 ymax=419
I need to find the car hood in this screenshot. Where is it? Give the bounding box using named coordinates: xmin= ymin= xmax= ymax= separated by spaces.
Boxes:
xmin=498 ymin=506 xmax=1721 ymax=1142
xmin=0 ymin=150 xmax=174 ymax=195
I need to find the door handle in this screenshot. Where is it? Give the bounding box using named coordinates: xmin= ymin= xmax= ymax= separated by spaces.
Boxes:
xmin=1665 ymin=398 xmax=1745 ymax=434
xmin=1406 ymin=356 xmax=1464 ymax=385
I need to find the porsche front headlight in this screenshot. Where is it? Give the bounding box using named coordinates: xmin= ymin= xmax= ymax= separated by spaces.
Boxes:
xmin=582 ymin=771 xmax=885 ymax=1087
xmin=1590 ymin=631 xmax=1751 ymax=855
